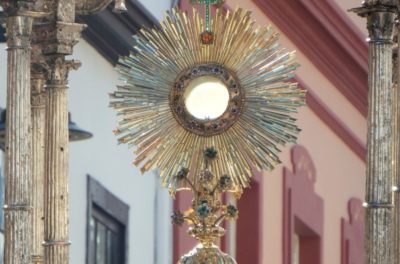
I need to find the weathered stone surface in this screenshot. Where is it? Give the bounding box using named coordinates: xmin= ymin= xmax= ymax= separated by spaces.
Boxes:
xmin=43 ymin=73 xmax=71 ymax=264
xmin=365 ymin=0 xmax=397 ymax=6
xmin=392 ymin=24 xmax=400 ymax=264
xmin=31 ymin=70 xmax=46 ymax=264
xmin=4 ymin=15 xmax=34 ymax=264
xmin=2 ymin=1 xmax=112 ymax=263
xmin=356 ymin=6 xmax=397 ymax=264
xmin=42 ymin=53 xmax=81 ymax=264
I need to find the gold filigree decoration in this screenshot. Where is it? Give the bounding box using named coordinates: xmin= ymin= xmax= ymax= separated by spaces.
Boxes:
xmin=172 ymin=148 xmax=238 ymax=264
xmin=110 ymin=8 xmax=306 ymax=190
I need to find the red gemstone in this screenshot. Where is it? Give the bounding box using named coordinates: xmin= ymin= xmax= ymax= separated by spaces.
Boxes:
xmin=201 ymin=31 xmax=214 ymax=45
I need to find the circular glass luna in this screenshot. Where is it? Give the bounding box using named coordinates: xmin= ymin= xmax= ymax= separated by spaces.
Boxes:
xmin=170 ymin=63 xmax=244 ymax=136
xmin=183 ymin=76 xmax=230 ymax=120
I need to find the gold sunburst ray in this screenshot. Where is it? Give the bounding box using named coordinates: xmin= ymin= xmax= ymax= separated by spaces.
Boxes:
xmin=110 ymin=7 xmax=306 ymax=191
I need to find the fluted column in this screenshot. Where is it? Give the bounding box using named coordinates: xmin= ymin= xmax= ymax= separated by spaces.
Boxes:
xmin=0 ymin=1 xmax=122 ymax=264
xmin=31 ymin=67 xmax=47 ymax=264
xmin=43 ymin=56 xmax=71 ymax=264
xmin=365 ymin=10 xmax=395 ymax=264
xmin=392 ymin=21 xmax=400 ymax=264
xmin=32 ymin=20 xmax=84 ymax=264
xmin=3 ymin=15 xmax=34 ymax=264
xmin=353 ymin=2 xmax=397 ymax=264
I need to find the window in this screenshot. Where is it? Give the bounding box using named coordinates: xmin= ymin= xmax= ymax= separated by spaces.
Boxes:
xmin=292 ymin=233 xmax=300 ymax=264
xmin=87 ymin=176 xmax=129 ymax=264
xmin=89 ymin=205 xmax=125 ymax=264
xmin=341 ymin=198 xmax=364 ymax=264
xmin=236 ymin=181 xmax=261 ymax=263
xmin=283 ymin=145 xmax=323 ymax=264
xmin=292 ymin=218 xmax=322 ymax=264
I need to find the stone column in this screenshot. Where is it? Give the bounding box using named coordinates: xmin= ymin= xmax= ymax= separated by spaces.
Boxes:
xmin=352 ymin=2 xmax=397 ymax=264
xmin=43 ymin=55 xmax=71 ymax=264
xmin=31 ymin=59 xmax=47 ymax=264
xmin=3 ymin=15 xmax=34 ymax=264
xmin=394 ymin=14 xmax=400 ymax=264
xmin=33 ymin=21 xmax=84 ymax=264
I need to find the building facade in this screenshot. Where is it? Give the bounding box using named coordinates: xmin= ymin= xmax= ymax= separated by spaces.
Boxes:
xmin=174 ymin=1 xmax=368 ymax=264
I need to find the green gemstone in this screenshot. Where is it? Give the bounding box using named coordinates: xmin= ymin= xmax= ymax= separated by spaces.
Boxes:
xmin=190 ymin=0 xmax=223 ymax=4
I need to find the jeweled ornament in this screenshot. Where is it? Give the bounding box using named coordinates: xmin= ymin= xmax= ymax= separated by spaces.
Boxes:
xmin=110 ymin=2 xmax=305 ymax=263
xmin=110 ymin=7 xmax=305 ymax=190
xmin=172 ymin=148 xmax=239 ymax=263
xmin=201 ymin=30 xmax=214 ymax=44
xmin=191 ymin=0 xmax=223 ymax=45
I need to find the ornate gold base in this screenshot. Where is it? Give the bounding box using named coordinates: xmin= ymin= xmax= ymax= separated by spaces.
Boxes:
xmin=178 ymin=244 xmax=237 ymax=264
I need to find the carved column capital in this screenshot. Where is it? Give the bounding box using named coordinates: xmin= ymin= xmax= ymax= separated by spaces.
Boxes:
xmin=31 ymin=20 xmax=83 ymax=87
xmin=1 ymin=1 xmax=53 ymax=18
xmin=31 ymin=74 xmax=46 ymax=108
xmin=31 ymin=83 xmax=46 ymax=107
xmin=351 ymin=2 xmax=397 ymax=42
xmin=364 ymin=0 xmax=397 ymax=5
xmin=75 ymin=0 xmax=127 ymax=15
xmin=32 ymin=21 xmax=85 ymax=55
xmin=354 ymin=0 xmax=397 ymax=10
xmin=351 ymin=2 xmax=397 ymax=18
xmin=367 ymin=12 xmax=397 ymax=42
xmin=31 ymin=41 xmax=49 ymax=107
xmin=46 ymin=56 xmax=81 ymax=86
xmin=1 ymin=1 xmax=34 ymax=14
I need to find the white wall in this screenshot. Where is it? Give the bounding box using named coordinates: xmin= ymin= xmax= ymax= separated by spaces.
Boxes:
xmin=138 ymin=0 xmax=175 ymax=20
xmin=67 ymin=1 xmax=175 ymax=261
xmin=0 ymin=11 xmax=173 ymax=263
xmin=69 ymin=39 xmax=160 ymax=264
xmin=0 ymin=1 xmax=175 ymax=263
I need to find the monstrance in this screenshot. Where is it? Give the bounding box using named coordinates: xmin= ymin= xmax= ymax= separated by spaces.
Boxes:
xmin=110 ymin=0 xmax=305 ymax=262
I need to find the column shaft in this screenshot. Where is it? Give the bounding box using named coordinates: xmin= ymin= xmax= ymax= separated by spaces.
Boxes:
xmin=31 ymin=72 xmax=47 ymax=264
xmin=364 ymin=11 xmax=396 ymax=264
xmin=4 ymin=15 xmax=34 ymax=264
xmin=43 ymin=58 xmax=70 ymax=264
xmin=393 ymin=24 xmax=400 ymax=264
